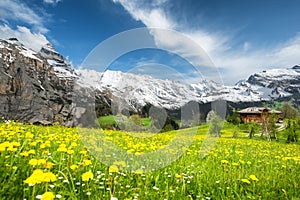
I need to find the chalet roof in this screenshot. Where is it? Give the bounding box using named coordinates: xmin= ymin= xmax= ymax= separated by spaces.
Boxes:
xmin=237 ymin=107 xmax=282 ymax=114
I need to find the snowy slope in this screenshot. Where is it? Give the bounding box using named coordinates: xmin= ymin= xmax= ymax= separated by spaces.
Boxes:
xmin=77 ymin=69 xmax=205 ymax=110
xmin=77 ymin=65 xmax=300 ymax=110
xmin=1 ymin=37 xmax=299 ymax=111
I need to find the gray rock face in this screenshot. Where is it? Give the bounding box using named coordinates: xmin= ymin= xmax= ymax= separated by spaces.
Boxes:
xmin=0 ymin=38 xmax=77 ymax=125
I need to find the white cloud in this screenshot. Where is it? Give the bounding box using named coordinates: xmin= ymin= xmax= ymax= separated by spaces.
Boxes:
xmin=43 ymin=0 xmax=62 ymax=5
xmin=113 ymin=0 xmax=175 ymax=29
xmin=0 ymin=0 xmax=48 ymax=33
xmin=0 ymin=24 xmax=49 ymax=51
xmin=112 ymin=0 xmax=300 ymax=85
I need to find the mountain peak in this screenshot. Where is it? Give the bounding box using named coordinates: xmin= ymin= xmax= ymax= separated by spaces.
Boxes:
xmin=40 ymin=42 xmax=59 ymax=54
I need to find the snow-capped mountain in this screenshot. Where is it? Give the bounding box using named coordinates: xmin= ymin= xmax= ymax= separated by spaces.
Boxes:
xmin=77 ymin=64 xmax=300 ymax=110
xmin=77 ymin=69 xmax=205 ymax=110
xmin=0 ymin=37 xmax=299 ymax=124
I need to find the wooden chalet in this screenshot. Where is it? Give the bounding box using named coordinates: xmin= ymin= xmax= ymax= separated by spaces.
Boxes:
xmin=237 ymin=107 xmax=282 ymax=123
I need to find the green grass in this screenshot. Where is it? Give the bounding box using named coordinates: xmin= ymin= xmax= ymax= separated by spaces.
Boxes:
xmin=1 ymin=121 xmax=300 ymax=199
xmin=98 ymin=115 xmax=152 ymax=130
xmin=141 ymin=117 xmax=151 ymax=127
xmin=98 ymin=115 xmax=118 ymax=129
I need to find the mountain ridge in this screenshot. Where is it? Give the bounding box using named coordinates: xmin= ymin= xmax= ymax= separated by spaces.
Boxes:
xmin=0 ymin=38 xmax=299 ymax=125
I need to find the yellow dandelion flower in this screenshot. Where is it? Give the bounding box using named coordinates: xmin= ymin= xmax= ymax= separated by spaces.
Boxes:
xmin=109 ymin=165 xmax=118 ymax=173
xmin=249 ymin=175 xmax=258 ymax=181
xmin=70 ymin=164 xmax=78 ymax=170
xmin=30 ymin=142 xmax=37 ymax=147
xmin=29 ymin=158 xmax=38 ymax=166
xmin=67 ymin=149 xmax=74 ymax=155
xmin=28 ymin=149 xmax=35 ymax=155
xmin=20 ymin=152 xmax=29 ymax=157
xmin=25 ymin=132 xmax=34 ymax=139
xmin=79 ymin=150 xmax=87 ymax=155
xmin=135 ymin=169 xmax=143 ymax=175
xmin=44 ymin=162 xmax=55 ymax=169
xmin=175 ymin=174 xmax=182 ymax=179
xmin=43 ymin=172 xmax=57 ymax=182
xmin=247 ymin=161 xmax=252 ymax=165
xmin=41 ymin=192 xmax=55 ymax=200
xmin=232 ymin=162 xmax=239 ymax=166
xmin=7 ymin=147 xmax=17 ymax=152
xmin=241 ymin=179 xmax=250 ymax=184
xmin=24 ymin=169 xmax=44 ymax=185
xmin=57 ymin=146 xmax=67 ymax=152
xmin=82 ymin=171 xmax=93 ymax=181
xmin=221 ymin=160 xmax=229 ymax=164
xmin=38 ymin=159 xmax=46 ymax=165
xmin=83 ymin=159 xmax=92 ymax=166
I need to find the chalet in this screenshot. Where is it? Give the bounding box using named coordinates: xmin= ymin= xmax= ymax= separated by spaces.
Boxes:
xmin=237 ymin=107 xmax=282 ymax=123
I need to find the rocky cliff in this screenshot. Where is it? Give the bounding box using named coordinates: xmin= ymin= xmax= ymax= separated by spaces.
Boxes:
xmin=0 ymin=38 xmax=78 ymax=124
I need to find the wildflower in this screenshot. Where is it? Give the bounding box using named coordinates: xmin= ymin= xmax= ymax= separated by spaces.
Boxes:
xmin=247 ymin=161 xmax=252 ymax=165
xmin=249 ymin=175 xmax=259 ymax=181
xmin=24 ymin=169 xmax=57 ymax=185
xmin=43 ymin=172 xmax=57 ymax=182
xmin=135 ymin=169 xmax=143 ymax=175
xmin=232 ymin=162 xmax=239 ymax=166
xmin=57 ymin=146 xmax=67 ymax=152
xmin=153 ymin=186 xmax=159 ymax=190
xmin=41 ymin=192 xmax=55 ymax=200
xmin=30 ymin=141 xmax=37 ymax=146
xmin=175 ymin=174 xmax=182 ymax=179
xmin=241 ymin=179 xmax=250 ymax=184
xmin=20 ymin=152 xmax=29 ymax=157
xmin=83 ymin=159 xmax=92 ymax=166
xmin=7 ymin=146 xmax=18 ymax=152
xmin=29 ymin=159 xmax=38 ymax=166
xmin=109 ymin=165 xmax=118 ymax=173
xmin=67 ymin=149 xmax=74 ymax=155
xmin=25 ymin=132 xmax=34 ymax=139
xmin=12 ymin=166 xmax=17 ymax=170
xmin=70 ymin=164 xmax=78 ymax=170
xmin=38 ymin=159 xmax=46 ymax=165
xmin=82 ymin=171 xmax=94 ymax=181
xmin=24 ymin=169 xmax=44 ymax=185
xmin=44 ymin=162 xmax=55 ymax=169
xmin=221 ymin=160 xmax=229 ymax=164
xmin=80 ymin=150 xmax=87 ymax=155
xmin=28 ymin=149 xmax=35 ymax=154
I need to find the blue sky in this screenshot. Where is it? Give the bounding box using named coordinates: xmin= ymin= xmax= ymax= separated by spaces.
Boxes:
xmin=0 ymin=0 xmax=300 ymax=84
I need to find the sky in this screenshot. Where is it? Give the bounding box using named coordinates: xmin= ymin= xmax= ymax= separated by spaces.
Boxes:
xmin=0 ymin=0 xmax=300 ymax=85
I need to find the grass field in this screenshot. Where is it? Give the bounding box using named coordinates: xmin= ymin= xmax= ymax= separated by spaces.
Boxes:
xmin=1 ymin=121 xmax=300 ymax=199
xmin=98 ymin=115 xmax=151 ymax=130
